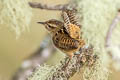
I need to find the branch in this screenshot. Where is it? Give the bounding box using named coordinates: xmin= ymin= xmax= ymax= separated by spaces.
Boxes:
xmin=29 ymin=2 xmax=69 ymax=10
xmin=105 ymin=10 xmax=120 ymax=64
xmin=49 ymin=46 xmax=97 ymax=80
xmin=105 ymin=10 xmax=120 ymax=48
xmin=28 ymin=46 xmax=97 ymax=80
xmin=12 ymin=35 xmax=56 ymax=80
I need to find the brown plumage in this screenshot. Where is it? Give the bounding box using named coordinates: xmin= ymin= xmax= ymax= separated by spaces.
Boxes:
xmin=38 ymin=9 xmax=85 ymax=58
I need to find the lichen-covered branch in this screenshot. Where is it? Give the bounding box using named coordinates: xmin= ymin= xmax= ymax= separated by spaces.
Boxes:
xmin=28 ymin=46 xmax=97 ymax=80
xmin=29 ymin=2 xmax=69 ymax=10
xmin=12 ymin=35 xmax=56 ymax=80
xmin=105 ymin=9 xmax=120 ymax=70
xmin=105 ymin=10 xmax=120 ymax=48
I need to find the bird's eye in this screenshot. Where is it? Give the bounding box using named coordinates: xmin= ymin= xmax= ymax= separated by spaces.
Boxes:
xmin=48 ymin=24 xmax=55 ymax=29
xmin=46 ymin=24 xmax=55 ymax=30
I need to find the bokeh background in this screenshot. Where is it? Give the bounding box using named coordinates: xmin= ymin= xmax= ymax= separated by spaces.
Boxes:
xmin=0 ymin=0 xmax=120 ymax=80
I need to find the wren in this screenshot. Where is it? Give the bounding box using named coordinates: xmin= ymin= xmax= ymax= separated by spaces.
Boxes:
xmin=38 ymin=9 xmax=85 ymax=58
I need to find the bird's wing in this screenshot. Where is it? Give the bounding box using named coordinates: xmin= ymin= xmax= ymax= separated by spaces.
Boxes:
xmin=62 ymin=9 xmax=81 ymax=39
xmin=52 ymin=33 xmax=79 ymax=51
xmin=62 ymin=9 xmax=81 ymax=27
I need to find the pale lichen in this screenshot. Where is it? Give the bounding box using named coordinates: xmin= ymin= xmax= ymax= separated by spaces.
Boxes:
xmin=0 ymin=0 xmax=32 ymax=38
xmin=28 ymin=64 xmax=56 ymax=80
xmin=77 ymin=0 xmax=120 ymax=80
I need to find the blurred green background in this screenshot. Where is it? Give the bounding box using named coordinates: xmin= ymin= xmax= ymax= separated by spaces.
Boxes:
xmin=0 ymin=0 xmax=120 ymax=80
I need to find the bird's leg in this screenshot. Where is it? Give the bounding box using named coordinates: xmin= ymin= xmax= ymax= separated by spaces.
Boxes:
xmin=74 ymin=48 xmax=82 ymax=56
xmin=62 ymin=54 xmax=73 ymax=71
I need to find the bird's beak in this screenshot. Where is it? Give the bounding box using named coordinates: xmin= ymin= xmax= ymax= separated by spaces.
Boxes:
xmin=37 ymin=22 xmax=45 ymax=25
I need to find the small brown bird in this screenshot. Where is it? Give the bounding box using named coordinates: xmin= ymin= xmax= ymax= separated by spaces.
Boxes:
xmin=38 ymin=9 xmax=85 ymax=58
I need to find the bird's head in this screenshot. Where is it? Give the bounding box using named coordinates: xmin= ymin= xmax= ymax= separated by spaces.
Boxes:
xmin=37 ymin=19 xmax=63 ymax=33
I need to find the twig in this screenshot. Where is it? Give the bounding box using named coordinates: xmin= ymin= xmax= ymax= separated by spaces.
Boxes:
xmin=105 ymin=10 xmax=120 ymax=62
xmin=12 ymin=35 xmax=56 ymax=80
xmin=105 ymin=10 xmax=120 ymax=48
xmin=29 ymin=2 xmax=69 ymax=10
